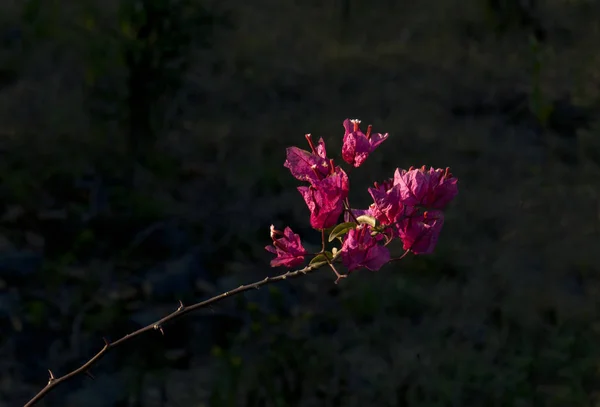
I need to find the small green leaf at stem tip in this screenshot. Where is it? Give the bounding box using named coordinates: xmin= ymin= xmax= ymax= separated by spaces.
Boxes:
xmin=309 ymin=251 xmax=334 ymax=267
xmin=356 ymin=215 xmax=378 ymax=227
xmin=328 ymin=222 xmax=357 ymax=242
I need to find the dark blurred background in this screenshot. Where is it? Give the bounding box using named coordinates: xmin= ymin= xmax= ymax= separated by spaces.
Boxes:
xmin=3 ymin=0 xmax=600 ymax=405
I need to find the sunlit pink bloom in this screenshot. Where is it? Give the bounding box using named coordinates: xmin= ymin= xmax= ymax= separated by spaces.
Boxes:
xmin=284 ymin=134 xmax=333 ymax=183
xmin=340 ymin=224 xmax=390 ymax=271
xmin=395 ymin=166 xmax=458 ymax=209
xmin=265 ymin=225 xmax=308 ymax=268
xmin=366 ymin=177 xmax=417 ymax=231
xmin=397 ymin=210 xmax=444 ymax=254
xmin=341 ymin=119 xmax=389 ymax=168
xmin=298 ymin=168 xmax=349 ymax=229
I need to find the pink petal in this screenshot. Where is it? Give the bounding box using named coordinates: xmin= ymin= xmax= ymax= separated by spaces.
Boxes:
xmin=363 ymin=245 xmax=391 ymax=271
xmin=399 ymin=211 xmax=444 ymax=254
xmin=284 ymin=147 xmax=328 ymax=183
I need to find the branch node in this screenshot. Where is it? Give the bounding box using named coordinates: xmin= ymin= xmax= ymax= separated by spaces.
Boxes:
xmin=177 ymin=300 xmax=184 ymax=311
xmin=103 ymin=337 xmax=110 ymax=346
xmin=154 ymin=324 xmax=165 ymax=335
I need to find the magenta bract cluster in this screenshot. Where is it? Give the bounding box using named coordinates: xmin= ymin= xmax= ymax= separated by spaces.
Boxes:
xmin=342 ymin=119 xmax=388 ymax=168
xmin=266 ymin=225 xmax=308 ymax=268
xmin=266 ymin=119 xmax=458 ymax=273
xmin=340 ymin=225 xmax=390 ymax=272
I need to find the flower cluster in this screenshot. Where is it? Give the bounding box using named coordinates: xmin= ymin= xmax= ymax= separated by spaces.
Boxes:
xmin=266 ymin=118 xmax=458 ymax=281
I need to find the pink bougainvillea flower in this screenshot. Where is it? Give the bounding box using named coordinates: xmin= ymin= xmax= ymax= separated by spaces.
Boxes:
xmin=340 ymin=224 xmax=390 ymax=272
xmin=265 ymin=225 xmax=308 ymax=268
xmin=395 ymin=166 xmax=458 ymax=209
xmin=368 ymin=178 xmax=403 ymax=226
xmin=366 ymin=177 xmax=417 ymax=230
xmin=284 ymin=134 xmax=333 ymax=183
xmin=397 ymin=210 xmax=444 ymax=255
xmin=298 ymin=168 xmax=350 ymax=229
xmin=342 ymin=119 xmax=389 ymax=168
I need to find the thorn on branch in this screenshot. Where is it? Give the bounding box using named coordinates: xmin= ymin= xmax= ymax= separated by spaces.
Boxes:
xmin=23 ymin=263 xmax=317 ymax=407
xmin=47 ymin=369 xmax=55 ymax=384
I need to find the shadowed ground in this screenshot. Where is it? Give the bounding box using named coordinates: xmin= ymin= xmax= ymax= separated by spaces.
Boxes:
xmin=2 ymin=0 xmax=600 ymax=406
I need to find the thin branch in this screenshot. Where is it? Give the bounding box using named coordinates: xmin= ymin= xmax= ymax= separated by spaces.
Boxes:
xmin=23 ymin=263 xmax=320 ymax=407
xmin=390 ymin=249 xmax=411 ymax=262
xmin=343 ymin=200 xmax=359 ymax=223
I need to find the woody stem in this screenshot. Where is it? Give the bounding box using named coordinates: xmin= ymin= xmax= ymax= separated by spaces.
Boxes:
xmin=325 ymin=255 xmax=346 ymax=284
xmin=343 ymin=200 xmax=359 ymax=223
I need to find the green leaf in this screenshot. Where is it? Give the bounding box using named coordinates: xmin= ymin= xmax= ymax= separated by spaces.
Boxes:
xmin=328 ymin=222 xmax=356 ymax=242
xmin=356 ymin=215 xmax=378 ymax=227
xmin=322 ymin=225 xmax=336 ymax=236
xmin=309 ymin=251 xmax=333 ymax=267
